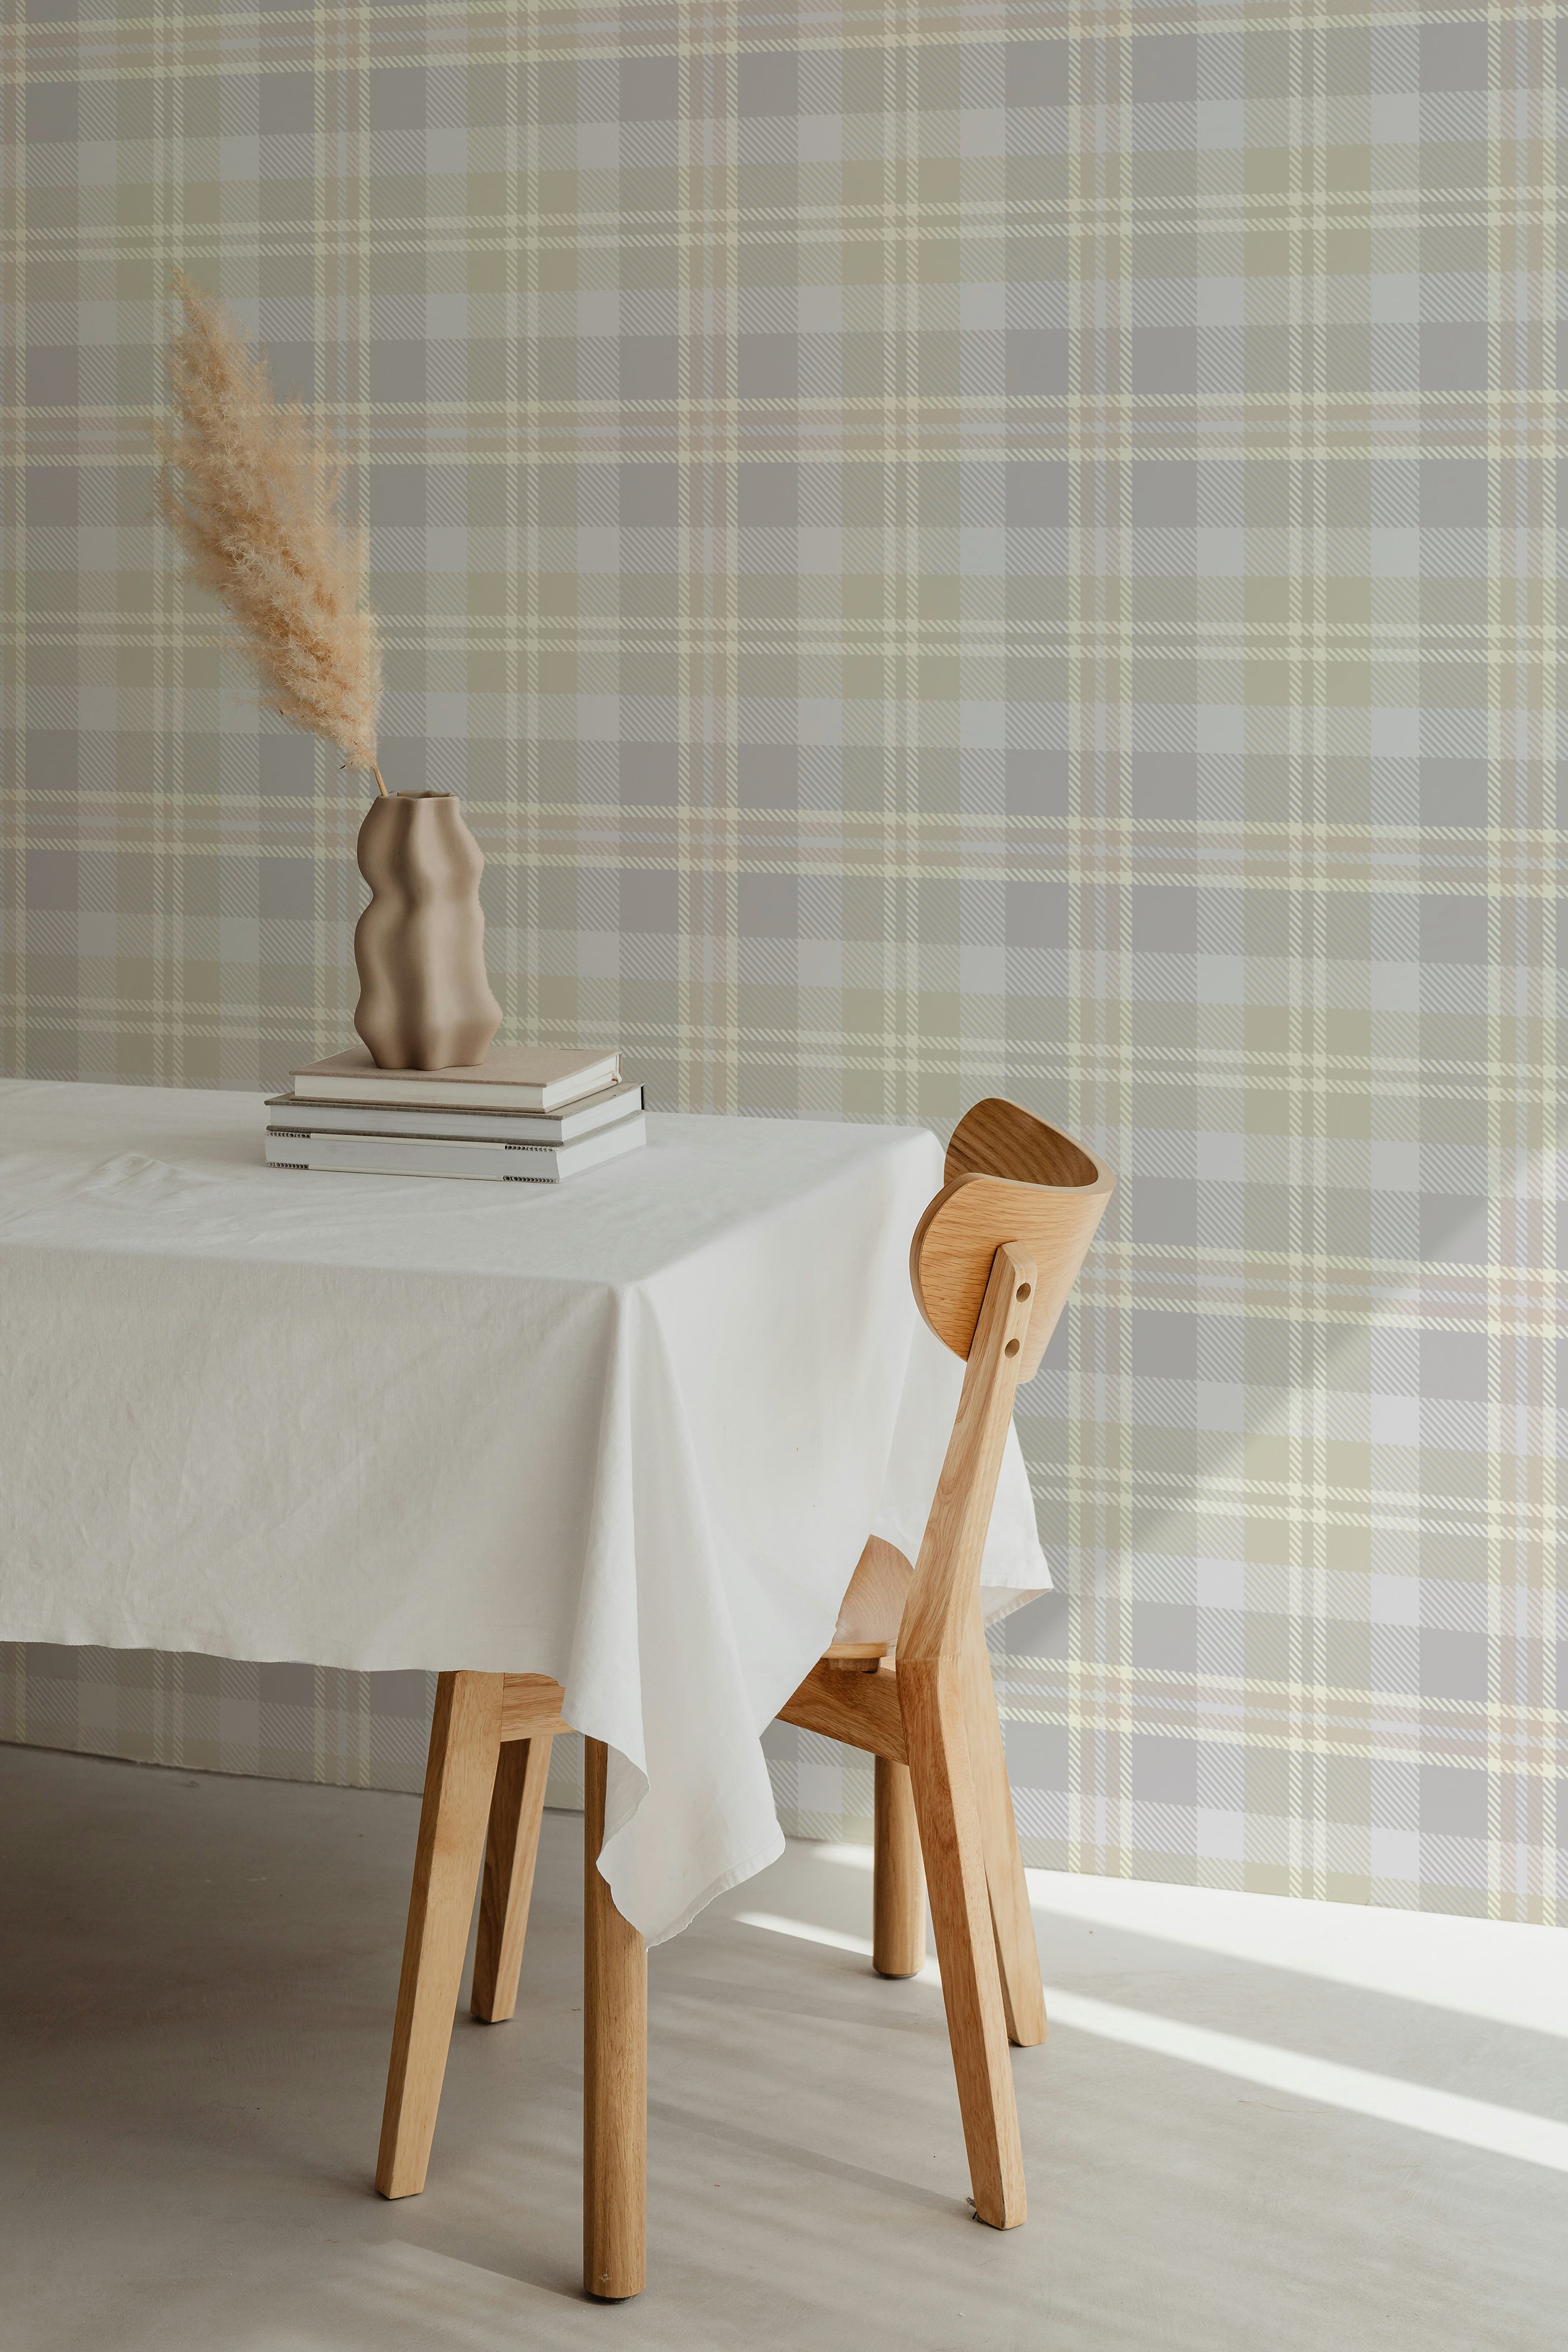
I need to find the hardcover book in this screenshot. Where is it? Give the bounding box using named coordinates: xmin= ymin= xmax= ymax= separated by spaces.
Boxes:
xmin=291 ymin=1043 xmax=621 ymax=1113
xmin=264 ymin=1080 xmax=643 ymax=1147
xmin=264 ymin=1115 xmax=647 ymax=1185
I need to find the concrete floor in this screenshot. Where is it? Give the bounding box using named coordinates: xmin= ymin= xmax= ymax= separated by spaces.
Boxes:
xmin=2 ymin=1745 xmax=1563 ymax=2352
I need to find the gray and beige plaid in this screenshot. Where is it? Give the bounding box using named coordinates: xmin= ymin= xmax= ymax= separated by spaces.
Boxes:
xmin=1 ymin=1 xmax=1562 ymax=1921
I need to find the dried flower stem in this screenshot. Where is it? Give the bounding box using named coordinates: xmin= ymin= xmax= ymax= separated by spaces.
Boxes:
xmin=153 ymin=270 xmax=384 ymax=788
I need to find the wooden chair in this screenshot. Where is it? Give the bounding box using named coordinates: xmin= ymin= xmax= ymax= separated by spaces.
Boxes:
xmin=373 ymin=1099 xmax=1113 ymax=2297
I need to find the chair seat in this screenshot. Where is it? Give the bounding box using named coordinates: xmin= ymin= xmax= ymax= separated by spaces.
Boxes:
xmin=829 ymin=1534 xmax=1045 ymax=1654
xmin=822 ymin=1640 xmax=890 ymax=1671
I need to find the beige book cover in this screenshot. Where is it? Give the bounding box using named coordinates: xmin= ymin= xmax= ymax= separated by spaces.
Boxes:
xmin=292 ymin=1043 xmax=620 ymax=1111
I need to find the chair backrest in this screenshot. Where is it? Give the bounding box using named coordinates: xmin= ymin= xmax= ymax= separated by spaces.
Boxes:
xmin=908 ymin=1098 xmax=1114 ymax=1381
xmin=885 ymin=1103 xmax=1114 ymax=1667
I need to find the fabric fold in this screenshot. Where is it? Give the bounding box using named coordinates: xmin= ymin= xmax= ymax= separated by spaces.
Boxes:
xmin=1 ymin=1081 xmax=1051 ymax=1943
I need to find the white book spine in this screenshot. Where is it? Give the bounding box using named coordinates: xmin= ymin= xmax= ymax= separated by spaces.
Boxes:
xmin=264 ymin=1083 xmax=642 ymax=1146
xmin=264 ymin=1116 xmax=646 ymax=1185
xmin=291 ymin=1051 xmax=621 ymax=1112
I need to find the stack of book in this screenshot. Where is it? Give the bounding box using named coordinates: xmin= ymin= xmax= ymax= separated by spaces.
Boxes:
xmin=265 ymin=1046 xmax=645 ymax=1184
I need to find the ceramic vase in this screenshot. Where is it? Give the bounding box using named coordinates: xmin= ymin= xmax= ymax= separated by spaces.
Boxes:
xmin=353 ymin=791 xmax=503 ymax=1070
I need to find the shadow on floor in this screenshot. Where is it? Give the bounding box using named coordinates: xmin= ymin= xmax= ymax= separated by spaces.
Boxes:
xmin=2 ymin=1743 xmax=1563 ymax=2352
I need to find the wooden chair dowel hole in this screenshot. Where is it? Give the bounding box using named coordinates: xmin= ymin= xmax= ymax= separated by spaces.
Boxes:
xmin=1015 ymin=1283 xmax=1031 ymax=1300
xmin=1004 ymin=1338 xmax=1019 ymax=1357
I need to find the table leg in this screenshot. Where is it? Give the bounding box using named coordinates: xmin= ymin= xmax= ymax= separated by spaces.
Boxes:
xmin=376 ymin=1670 xmax=505 ymax=2199
xmin=472 ymin=1732 xmax=554 ymax=2023
xmin=582 ymin=1737 xmax=646 ymax=2300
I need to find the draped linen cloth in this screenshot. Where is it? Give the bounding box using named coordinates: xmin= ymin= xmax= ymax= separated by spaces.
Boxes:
xmin=0 ymin=1081 xmax=1047 ymax=1942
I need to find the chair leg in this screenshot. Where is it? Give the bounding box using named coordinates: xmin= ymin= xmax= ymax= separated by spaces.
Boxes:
xmin=963 ymin=1635 xmax=1048 ymax=2047
xmin=583 ymin=1738 xmax=646 ymax=2300
xmin=471 ymin=1733 xmax=554 ymax=2023
xmin=900 ymin=1658 xmax=1026 ymax=2229
xmin=376 ymin=1671 xmax=505 ymax=2199
xmin=872 ymin=1755 xmax=926 ymax=1977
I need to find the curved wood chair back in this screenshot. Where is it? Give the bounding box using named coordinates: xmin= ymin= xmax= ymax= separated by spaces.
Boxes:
xmin=908 ymin=1099 xmax=1114 ymax=1379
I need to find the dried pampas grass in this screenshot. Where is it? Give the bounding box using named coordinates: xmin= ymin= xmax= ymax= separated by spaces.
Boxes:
xmin=153 ymin=270 xmax=385 ymax=789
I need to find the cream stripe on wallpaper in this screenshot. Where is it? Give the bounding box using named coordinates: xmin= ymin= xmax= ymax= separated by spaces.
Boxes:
xmin=1 ymin=1 xmax=1562 ymax=1920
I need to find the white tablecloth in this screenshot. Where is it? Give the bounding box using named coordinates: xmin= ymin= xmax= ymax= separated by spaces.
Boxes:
xmin=0 ymin=1080 xmax=1047 ymax=1943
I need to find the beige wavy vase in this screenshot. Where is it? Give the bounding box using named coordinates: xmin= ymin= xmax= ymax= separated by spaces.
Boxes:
xmin=353 ymin=792 xmax=503 ymax=1070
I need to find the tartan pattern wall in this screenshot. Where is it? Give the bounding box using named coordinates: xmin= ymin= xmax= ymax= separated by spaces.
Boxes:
xmin=2 ymin=0 xmax=1564 ymax=1923
xmin=0 ymin=1647 xmax=588 ymax=1810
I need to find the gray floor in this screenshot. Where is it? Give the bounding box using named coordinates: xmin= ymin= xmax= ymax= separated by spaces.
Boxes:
xmin=2 ymin=1745 xmax=1562 ymax=2352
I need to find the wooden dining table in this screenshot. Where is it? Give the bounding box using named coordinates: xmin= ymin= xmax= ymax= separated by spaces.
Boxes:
xmin=0 ymin=1077 xmax=1050 ymax=2275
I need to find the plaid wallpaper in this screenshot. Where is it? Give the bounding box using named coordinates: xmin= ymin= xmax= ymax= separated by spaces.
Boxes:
xmin=2 ymin=0 xmax=1564 ymax=1925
